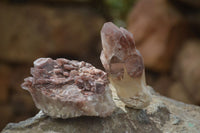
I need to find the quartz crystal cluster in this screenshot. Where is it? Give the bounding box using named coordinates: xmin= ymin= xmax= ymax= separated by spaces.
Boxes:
xmin=100 ymin=22 xmax=151 ymax=109
xmin=22 ymin=58 xmax=115 ymax=118
xmin=21 ymin=22 xmax=151 ymax=119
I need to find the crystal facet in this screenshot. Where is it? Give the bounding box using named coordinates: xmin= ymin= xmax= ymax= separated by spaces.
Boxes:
xmin=100 ymin=22 xmax=151 ymax=109
xmin=22 ymin=58 xmax=116 ymax=118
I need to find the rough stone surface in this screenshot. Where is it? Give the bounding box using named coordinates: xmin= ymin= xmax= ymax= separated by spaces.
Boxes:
xmin=21 ymin=58 xmax=116 ymax=118
xmin=0 ymin=2 xmax=104 ymax=63
xmin=100 ymin=22 xmax=151 ymax=109
xmin=2 ymin=88 xmax=200 ymax=133
xmin=173 ymin=39 xmax=200 ymax=105
xmin=127 ymin=0 xmax=187 ymax=72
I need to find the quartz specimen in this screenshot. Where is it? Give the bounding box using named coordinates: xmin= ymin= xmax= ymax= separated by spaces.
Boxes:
xmin=21 ymin=58 xmax=116 ymax=118
xmin=100 ymin=22 xmax=151 ymax=109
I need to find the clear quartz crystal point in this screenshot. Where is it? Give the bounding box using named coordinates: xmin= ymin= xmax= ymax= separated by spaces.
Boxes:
xmin=100 ymin=22 xmax=151 ymax=109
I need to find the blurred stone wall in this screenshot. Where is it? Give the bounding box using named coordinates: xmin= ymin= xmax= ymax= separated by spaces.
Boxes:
xmin=128 ymin=0 xmax=200 ymax=105
xmin=0 ymin=0 xmax=200 ymax=131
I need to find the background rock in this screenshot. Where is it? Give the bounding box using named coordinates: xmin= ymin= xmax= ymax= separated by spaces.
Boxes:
xmin=0 ymin=64 xmax=38 ymax=130
xmin=173 ymin=39 xmax=200 ymax=105
xmin=0 ymin=104 xmax=13 ymax=130
xmin=169 ymin=0 xmax=200 ymax=35
xmin=168 ymin=82 xmax=193 ymax=104
xmin=127 ymin=0 xmax=188 ymax=72
xmin=151 ymin=75 xmax=173 ymax=96
xmin=0 ymin=2 xmax=104 ymax=63
xmin=170 ymin=0 xmax=200 ymax=8
xmin=126 ymin=0 xmax=200 ymax=107
xmin=0 ymin=64 xmax=11 ymax=103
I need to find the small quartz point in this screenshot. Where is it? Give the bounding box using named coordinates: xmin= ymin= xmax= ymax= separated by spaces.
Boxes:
xmin=100 ymin=22 xmax=151 ymax=109
xmin=21 ymin=58 xmax=116 ymax=118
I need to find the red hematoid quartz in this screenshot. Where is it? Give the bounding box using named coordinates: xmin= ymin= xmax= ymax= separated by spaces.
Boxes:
xmin=22 ymin=58 xmax=115 ymax=118
xmin=100 ymin=22 xmax=151 ymax=109
xmin=100 ymin=22 xmax=143 ymax=79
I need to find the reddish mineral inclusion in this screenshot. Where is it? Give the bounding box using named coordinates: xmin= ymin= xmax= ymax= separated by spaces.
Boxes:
xmin=100 ymin=22 xmax=151 ymax=109
xmin=100 ymin=22 xmax=144 ymax=79
xmin=22 ymin=58 xmax=115 ymax=118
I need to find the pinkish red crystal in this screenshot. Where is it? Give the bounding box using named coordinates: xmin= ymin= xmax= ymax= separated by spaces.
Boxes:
xmin=100 ymin=22 xmax=151 ymax=109
xmin=100 ymin=22 xmax=144 ymax=80
xmin=22 ymin=58 xmax=115 ymax=118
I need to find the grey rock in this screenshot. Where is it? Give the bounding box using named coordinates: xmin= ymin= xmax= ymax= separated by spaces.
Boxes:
xmin=2 ymin=88 xmax=200 ymax=133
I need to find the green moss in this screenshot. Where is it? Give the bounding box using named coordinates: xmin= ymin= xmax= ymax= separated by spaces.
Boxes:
xmin=104 ymin=0 xmax=137 ymax=27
